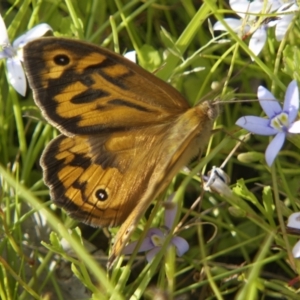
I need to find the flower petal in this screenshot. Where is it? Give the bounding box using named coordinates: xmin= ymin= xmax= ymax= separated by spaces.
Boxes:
xmin=249 ymin=27 xmax=267 ymax=58
xmin=283 ymin=80 xmax=299 ymax=123
xmin=287 ymin=212 xmax=300 ymax=229
xmin=13 ymin=23 xmax=52 ymax=49
xmin=0 ymin=13 xmax=9 ymax=45
xmin=147 ymin=228 xmax=164 ymax=238
xmin=236 ymin=116 xmax=277 ymax=135
xmin=292 ymin=240 xmax=300 ymax=258
xmin=146 ymin=247 xmax=161 ymax=262
xmin=272 ymin=0 xmax=289 ymax=12
xmin=122 ymin=236 xmax=155 ymax=255
xmin=275 ymin=16 xmax=292 ymax=40
xmin=0 ymin=51 xmax=7 ymax=59
xmin=266 ymin=19 xmax=279 ymax=28
xmin=124 ymin=50 xmax=136 ymax=63
xmin=288 ymin=120 xmax=300 ymax=133
xmin=275 ymin=4 xmax=298 ymax=40
xmin=6 ymin=57 xmax=26 ymax=96
xmin=230 ymin=0 xmax=262 ymax=19
xmin=265 ymin=132 xmax=286 ymax=166
xmin=213 ymin=19 xmax=250 ymax=34
xmin=257 ymin=85 xmax=282 ymax=118
xmin=171 ymin=236 xmax=189 ymax=256
xmin=203 ymin=167 xmax=232 ymax=196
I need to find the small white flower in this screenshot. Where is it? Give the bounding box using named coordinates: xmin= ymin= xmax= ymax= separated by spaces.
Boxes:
xmin=0 ymin=14 xmax=52 ymax=96
xmin=203 ymin=166 xmax=231 ymax=195
xmin=213 ymin=0 xmax=298 ymax=58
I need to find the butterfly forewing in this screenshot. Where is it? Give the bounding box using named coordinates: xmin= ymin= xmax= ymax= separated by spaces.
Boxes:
xmin=23 ymin=38 xmax=189 ymax=137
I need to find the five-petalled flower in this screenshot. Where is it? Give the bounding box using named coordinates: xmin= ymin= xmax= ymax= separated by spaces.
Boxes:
xmin=236 ymin=80 xmax=300 ymax=166
xmin=0 ymin=14 xmax=52 ymax=95
xmin=122 ymin=196 xmax=189 ymax=262
xmin=213 ymin=0 xmax=299 ymax=57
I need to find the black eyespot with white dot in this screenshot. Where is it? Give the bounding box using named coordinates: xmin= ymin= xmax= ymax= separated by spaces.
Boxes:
xmin=95 ymin=188 xmax=108 ymax=201
xmin=54 ymin=54 xmax=70 ymax=66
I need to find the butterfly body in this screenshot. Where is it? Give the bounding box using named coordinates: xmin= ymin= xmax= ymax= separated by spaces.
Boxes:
xmin=23 ymin=37 xmax=218 ymax=266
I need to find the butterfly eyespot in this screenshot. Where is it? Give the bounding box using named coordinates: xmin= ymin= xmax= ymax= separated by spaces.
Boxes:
xmin=22 ymin=37 xmax=220 ymax=265
xmin=95 ymin=188 xmax=109 ymax=201
xmin=53 ymin=54 xmax=70 ymax=66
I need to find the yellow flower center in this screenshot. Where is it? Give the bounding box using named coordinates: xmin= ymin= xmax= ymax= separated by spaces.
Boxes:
xmin=151 ymin=234 xmax=165 ymax=247
xmin=270 ymin=112 xmax=289 ymax=131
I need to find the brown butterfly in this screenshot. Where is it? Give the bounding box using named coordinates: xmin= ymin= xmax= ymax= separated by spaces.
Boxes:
xmin=23 ymin=37 xmax=219 ymax=267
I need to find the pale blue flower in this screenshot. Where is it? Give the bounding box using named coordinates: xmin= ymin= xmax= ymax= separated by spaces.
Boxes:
xmin=122 ymin=196 xmax=189 ymax=262
xmin=236 ymin=80 xmax=300 ymax=166
xmin=0 ymin=14 xmax=52 ymax=95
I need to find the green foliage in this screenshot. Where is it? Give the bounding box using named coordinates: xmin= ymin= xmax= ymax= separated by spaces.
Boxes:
xmin=1 ymin=0 xmax=300 ymax=299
